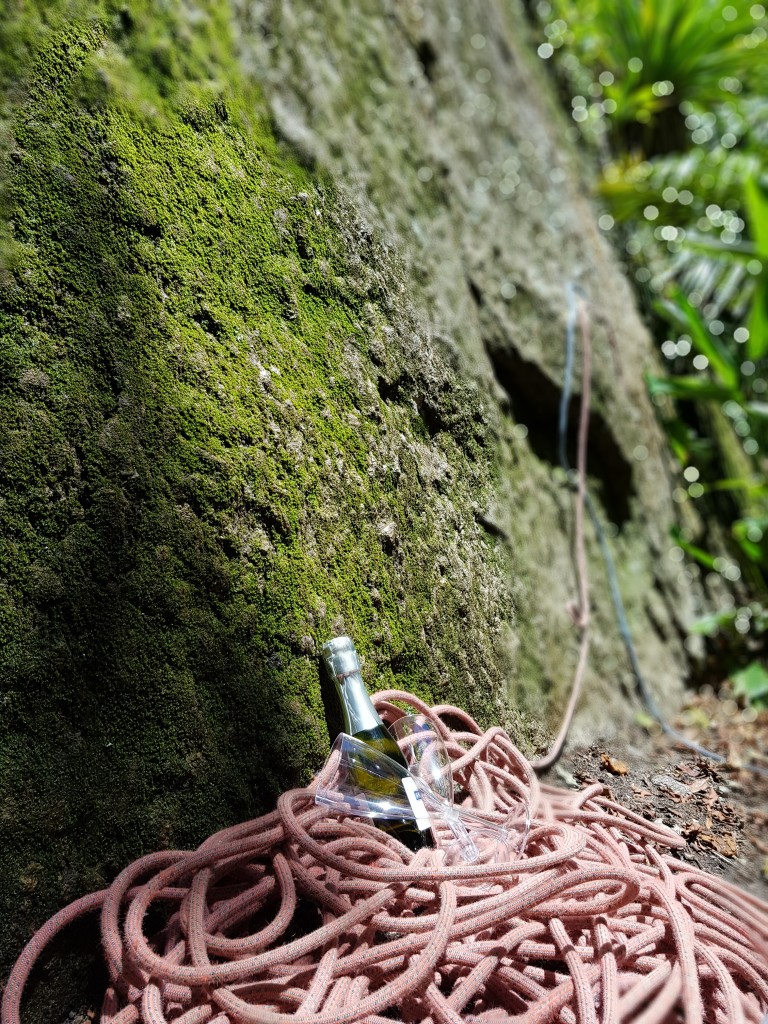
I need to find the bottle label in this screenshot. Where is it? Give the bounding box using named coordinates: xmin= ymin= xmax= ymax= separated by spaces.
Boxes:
xmin=401 ymin=777 xmax=432 ymax=832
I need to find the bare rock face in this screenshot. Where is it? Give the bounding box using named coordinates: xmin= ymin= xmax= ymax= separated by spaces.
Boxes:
xmin=236 ymin=0 xmax=699 ymax=739
xmin=0 ymin=1 xmax=701 ymax=1014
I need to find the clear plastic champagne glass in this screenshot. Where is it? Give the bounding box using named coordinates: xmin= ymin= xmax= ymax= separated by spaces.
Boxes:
xmin=386 ymin=713 xmax=530 ymax=867
xmin=315 ymin=733 xmax=482 ymax=862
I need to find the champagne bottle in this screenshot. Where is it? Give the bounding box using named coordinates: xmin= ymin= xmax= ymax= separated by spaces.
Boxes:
xmin=321 ymin=636 xmax=433 ymax=851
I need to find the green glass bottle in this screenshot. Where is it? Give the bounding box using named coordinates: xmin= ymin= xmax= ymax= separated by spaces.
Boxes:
xmin=321 ymin=636 xmax=433 ymax=851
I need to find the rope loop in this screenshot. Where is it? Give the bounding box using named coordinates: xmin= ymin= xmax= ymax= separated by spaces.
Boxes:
xmin=2 ymin=695 xmax=767 ymax=1024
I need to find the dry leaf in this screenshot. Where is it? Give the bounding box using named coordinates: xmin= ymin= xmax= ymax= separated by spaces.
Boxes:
xmin=696 ymin=831 xmax=738 ymax=857
xmin=719 ymin=834 xmax=739 ymax=858
xmin=600 ymin=752 xmax=629 ymax=775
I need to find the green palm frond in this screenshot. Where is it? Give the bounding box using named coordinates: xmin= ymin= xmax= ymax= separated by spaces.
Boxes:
xmin=547 ymin=0 xmax=768 ymax=154
xmin=598 ymin=144 xmax=766 ymax=321
xmin=590 ymin=0 xmax=766 ymax=98
xmin=599 ymin=147 xmax=764 ymax=222
xmin=659 ymin=244 xmax=755 ymax=321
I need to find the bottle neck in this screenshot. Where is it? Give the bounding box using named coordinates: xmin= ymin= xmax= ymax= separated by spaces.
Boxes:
xmin=334 ymin=670 xmax=382 ymax=734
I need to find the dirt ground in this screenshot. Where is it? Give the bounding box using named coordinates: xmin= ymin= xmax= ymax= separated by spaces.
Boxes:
xmin=542 ymin=684 xmax=768 ymax=901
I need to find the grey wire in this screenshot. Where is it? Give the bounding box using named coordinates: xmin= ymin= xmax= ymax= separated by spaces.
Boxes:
xmin=559 ymin=285 xmax=768 ymax=779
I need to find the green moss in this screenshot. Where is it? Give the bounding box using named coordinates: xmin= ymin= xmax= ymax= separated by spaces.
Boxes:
xmin=0 ymin=2 xmax=514 ymax=1012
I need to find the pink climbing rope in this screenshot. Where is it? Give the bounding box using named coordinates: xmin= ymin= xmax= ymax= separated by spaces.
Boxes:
xmin=532 ymin=295 xmax=592 ymax=774
xmin=3 ymin=690 xmax=768 ymax=1024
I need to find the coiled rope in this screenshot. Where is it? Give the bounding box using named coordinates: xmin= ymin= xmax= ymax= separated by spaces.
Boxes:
xmin=4 ymin=690 xmax=768 ymax=1024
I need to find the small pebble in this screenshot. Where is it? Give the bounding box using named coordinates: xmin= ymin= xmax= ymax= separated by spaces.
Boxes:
xmin=555 ymin=764 xmax=579 ymax=789
xmin=652 ymin=774 xmax=692 ymax=798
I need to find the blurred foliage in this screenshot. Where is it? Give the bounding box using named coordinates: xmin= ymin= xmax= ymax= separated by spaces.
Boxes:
xmin=535 ymin=0 xmax=768 ymax=693
xmin=731 ymin=660 xmax=768 ymax=707
xmin=536 ymin=0 xmax=768 ymax=153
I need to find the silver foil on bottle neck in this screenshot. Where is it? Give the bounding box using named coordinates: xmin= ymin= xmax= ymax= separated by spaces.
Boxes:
xmin=321 ymin=635 xmax=380 ymax=734
xmin=321 ymin=635 xmax=361 ymax=680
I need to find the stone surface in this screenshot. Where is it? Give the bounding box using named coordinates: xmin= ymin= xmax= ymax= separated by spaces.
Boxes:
xmin=235 ymin=0 xmax=702 ymax=739
xmin=0 ymin=0 xmax=705 ymax=1016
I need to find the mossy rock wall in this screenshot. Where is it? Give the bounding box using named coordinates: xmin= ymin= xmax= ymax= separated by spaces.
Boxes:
xmin=240 ymin=0 xmax=707 ymax=727
xmin=1 ymin=0 xmax=701 ymax=1015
